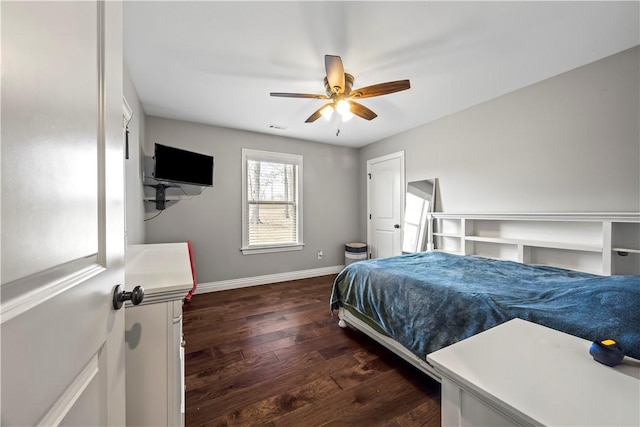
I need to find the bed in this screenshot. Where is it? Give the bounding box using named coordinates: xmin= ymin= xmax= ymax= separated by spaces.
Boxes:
xmin=330 ymin=214 xmax=640 ymax=381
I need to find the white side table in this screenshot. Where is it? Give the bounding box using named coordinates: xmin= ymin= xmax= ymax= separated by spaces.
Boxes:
xmin=427 ymin=318 xmax=640 ymax=426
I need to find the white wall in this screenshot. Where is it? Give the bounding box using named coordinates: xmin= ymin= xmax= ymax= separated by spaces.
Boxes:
xmin=123 ymin=67 xmax=146 ymax=245
xmin=359 ymin=46 xmax=640 ymax=237
xmin=143 ymin=118 xmax=360 ymax=283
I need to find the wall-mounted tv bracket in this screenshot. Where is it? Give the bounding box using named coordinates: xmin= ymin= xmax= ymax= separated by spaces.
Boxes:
xmin=147 ymin=183 xmax=172 ymax=211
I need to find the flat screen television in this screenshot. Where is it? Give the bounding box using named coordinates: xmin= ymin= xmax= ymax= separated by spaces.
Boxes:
xmin=153 ymin=143 xmax=214 ymax=187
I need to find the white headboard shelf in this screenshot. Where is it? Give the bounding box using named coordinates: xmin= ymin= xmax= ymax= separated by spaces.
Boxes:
xmin=431 ymin=213 xmax=640 ymax=276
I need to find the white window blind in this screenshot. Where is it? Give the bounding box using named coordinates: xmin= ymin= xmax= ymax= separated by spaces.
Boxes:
xmin=241 ymin=149 xmax=303 ymax=254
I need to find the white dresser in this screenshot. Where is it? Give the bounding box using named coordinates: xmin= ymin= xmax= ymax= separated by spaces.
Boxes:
xmin=124 ymin=243 xmax=194 ymax=427
xmin=427 ymin=318 xmax=640 ymax=426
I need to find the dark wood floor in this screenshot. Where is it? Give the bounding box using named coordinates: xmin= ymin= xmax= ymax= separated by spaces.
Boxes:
xmin=183 ymin=275 xmax=441 ymax=427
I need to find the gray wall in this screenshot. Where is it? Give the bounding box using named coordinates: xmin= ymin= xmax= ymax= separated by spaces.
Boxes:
xmin=143 ymin=117 xmax=360 ymax=283
xmin=128 ymin=47 xmax=639 ymax=283
xmin=124 ymin=67 xmax=146 ymax=245
xmin=359 ymin=46 xmax=640 ymax=238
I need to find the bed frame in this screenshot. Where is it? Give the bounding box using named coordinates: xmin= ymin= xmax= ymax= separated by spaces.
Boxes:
xmin=337 ymin=212 xmax=640 ymax=382
xmin=337 ymin=306 xmax=442 ymax=380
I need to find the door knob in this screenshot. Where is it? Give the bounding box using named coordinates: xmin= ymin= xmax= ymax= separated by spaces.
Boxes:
xmin=112 ymin=284 xmax=145 ymax=310
xmin=394 ymin=224 xmax=400 ymax=229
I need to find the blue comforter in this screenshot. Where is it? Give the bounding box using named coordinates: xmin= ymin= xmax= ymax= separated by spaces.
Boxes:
xmin=330 ymin=252 xmax=640 ymax=360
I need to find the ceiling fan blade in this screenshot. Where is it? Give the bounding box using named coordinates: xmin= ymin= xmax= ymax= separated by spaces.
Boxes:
xmin=325 ymin=55 xmax=345 ymax=95
xmin=270 ymin=92 xmax=329 ymax=99
xmin=305 ymin=103 xmax=331 ymax=123
xmin=349 ymin=101 xmax=378 ymax=121
xmin=349 ymin=80 xmax=410 ymax=99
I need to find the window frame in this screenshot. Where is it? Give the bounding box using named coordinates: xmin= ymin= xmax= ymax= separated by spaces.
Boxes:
xmin=241 ymin=148 xmax=304 ymax=255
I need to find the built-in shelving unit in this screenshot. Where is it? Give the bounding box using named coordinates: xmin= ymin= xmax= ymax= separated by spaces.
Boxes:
xmin=431 ymin=213 xmax=640 ymax=275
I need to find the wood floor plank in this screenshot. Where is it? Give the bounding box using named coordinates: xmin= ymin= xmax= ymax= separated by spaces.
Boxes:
xmin=185 ymin=351 xmax=280 ymax=391
xmin=185 ymin=348 xmax=243 ymax=377
xmin=318 ymin=371 xmax=438 ymax=427
xmin=214 ymin=376 xmax=343 ymax=426
xmin=187 ymin=353 xmax=361 ymax=425
xmin=183 ymin=275 xmax=441 ymax=426
xmin=269 ymin=369 xmax=424 ymax=426
xmin=377 ymin=400 xmax=442 ymax=427
xmin=272 ymin=327 xmax=359 ymax=362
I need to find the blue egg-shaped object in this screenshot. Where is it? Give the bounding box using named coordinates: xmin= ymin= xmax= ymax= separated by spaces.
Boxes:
xmin=589 ymin=340 xmax=624 ymax=367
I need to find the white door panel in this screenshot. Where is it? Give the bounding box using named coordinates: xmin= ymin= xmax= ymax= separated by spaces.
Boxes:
xmin=367 ymin=152 xmax=404 ymax=259
xmin=1 ymin=1 xmax=99 ymax=284
xmin=1 ymin=1 xmax=125 ymax=425
xmin=374 ymin=169 xmax=396 ymax=219
xmin=375 ymin=231 xmax=396 ymax=259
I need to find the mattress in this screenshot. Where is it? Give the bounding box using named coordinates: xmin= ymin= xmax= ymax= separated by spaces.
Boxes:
xmin=330 ymin=251 xmax=640 ymax=360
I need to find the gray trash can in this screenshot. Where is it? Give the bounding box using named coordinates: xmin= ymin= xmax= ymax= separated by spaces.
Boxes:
xmin=345 ymin=243 xmax=367 ymax=266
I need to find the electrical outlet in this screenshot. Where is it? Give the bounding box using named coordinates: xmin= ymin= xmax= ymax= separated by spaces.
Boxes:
xmin=317 ymin=250 xmax=323 ymax=260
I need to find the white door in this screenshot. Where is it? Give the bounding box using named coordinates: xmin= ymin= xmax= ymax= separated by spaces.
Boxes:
xmin=1 ymin=1 xmax=126 ymax=426
xmin=367 ymin=152 xmax=405 ymax=259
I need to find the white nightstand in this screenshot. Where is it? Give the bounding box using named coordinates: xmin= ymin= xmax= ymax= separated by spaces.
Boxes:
xmin=427 ymin=318 xmax=640 ymax=426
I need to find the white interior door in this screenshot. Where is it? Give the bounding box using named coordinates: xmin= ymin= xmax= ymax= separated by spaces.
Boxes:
xmin=367 ymin=152 xmax=405 ymax=259
xmin=1 ymin=1 xmax=125 ymax=425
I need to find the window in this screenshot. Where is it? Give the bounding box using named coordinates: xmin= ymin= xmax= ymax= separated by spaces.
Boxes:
xmin=241 ymin=149 xmax=303 ymax=254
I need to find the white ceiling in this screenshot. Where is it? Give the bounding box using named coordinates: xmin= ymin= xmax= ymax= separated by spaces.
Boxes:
xmin=124 ymin=1 xmax=639 ymax=148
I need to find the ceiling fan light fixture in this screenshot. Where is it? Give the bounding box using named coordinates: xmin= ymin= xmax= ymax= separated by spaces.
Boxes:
xmin=320 ymin=104 xmax=334 ymax=120
xmin=341 ymin=110 xmax=354 ymax=121
xmin=336 ymin=99 xmax=351 ymax=116
xmin=336 ymin=99 xmax=353 ymax=121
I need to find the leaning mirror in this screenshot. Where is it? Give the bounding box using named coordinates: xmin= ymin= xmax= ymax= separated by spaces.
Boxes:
xmin=402 ymin=178 xmax=437 ymax=253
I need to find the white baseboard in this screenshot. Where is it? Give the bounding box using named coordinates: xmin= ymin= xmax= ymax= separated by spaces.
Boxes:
xmin=195 ymin=265 xmax=345 ymax=294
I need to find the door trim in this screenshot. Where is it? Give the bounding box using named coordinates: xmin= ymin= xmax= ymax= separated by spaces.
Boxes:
xmin=1 ymin=256 xmax=104 ymax=323
xmin=37 ymin=353 xmax=100 ymax=426
xmin=366 ymin=151 xmax=405 ymax=258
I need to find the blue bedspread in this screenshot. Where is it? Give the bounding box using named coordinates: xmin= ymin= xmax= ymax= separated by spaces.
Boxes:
xmin=330 ymin=252 xmax=640 ymax=360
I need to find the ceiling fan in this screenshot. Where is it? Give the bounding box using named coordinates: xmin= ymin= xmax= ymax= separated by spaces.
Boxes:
xmin=270 ymin=55 xmax=410 ymax=123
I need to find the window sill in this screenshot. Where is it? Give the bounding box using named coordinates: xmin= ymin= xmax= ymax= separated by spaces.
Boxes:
xmin=241 ymin=244 xmax=305 ymax=255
